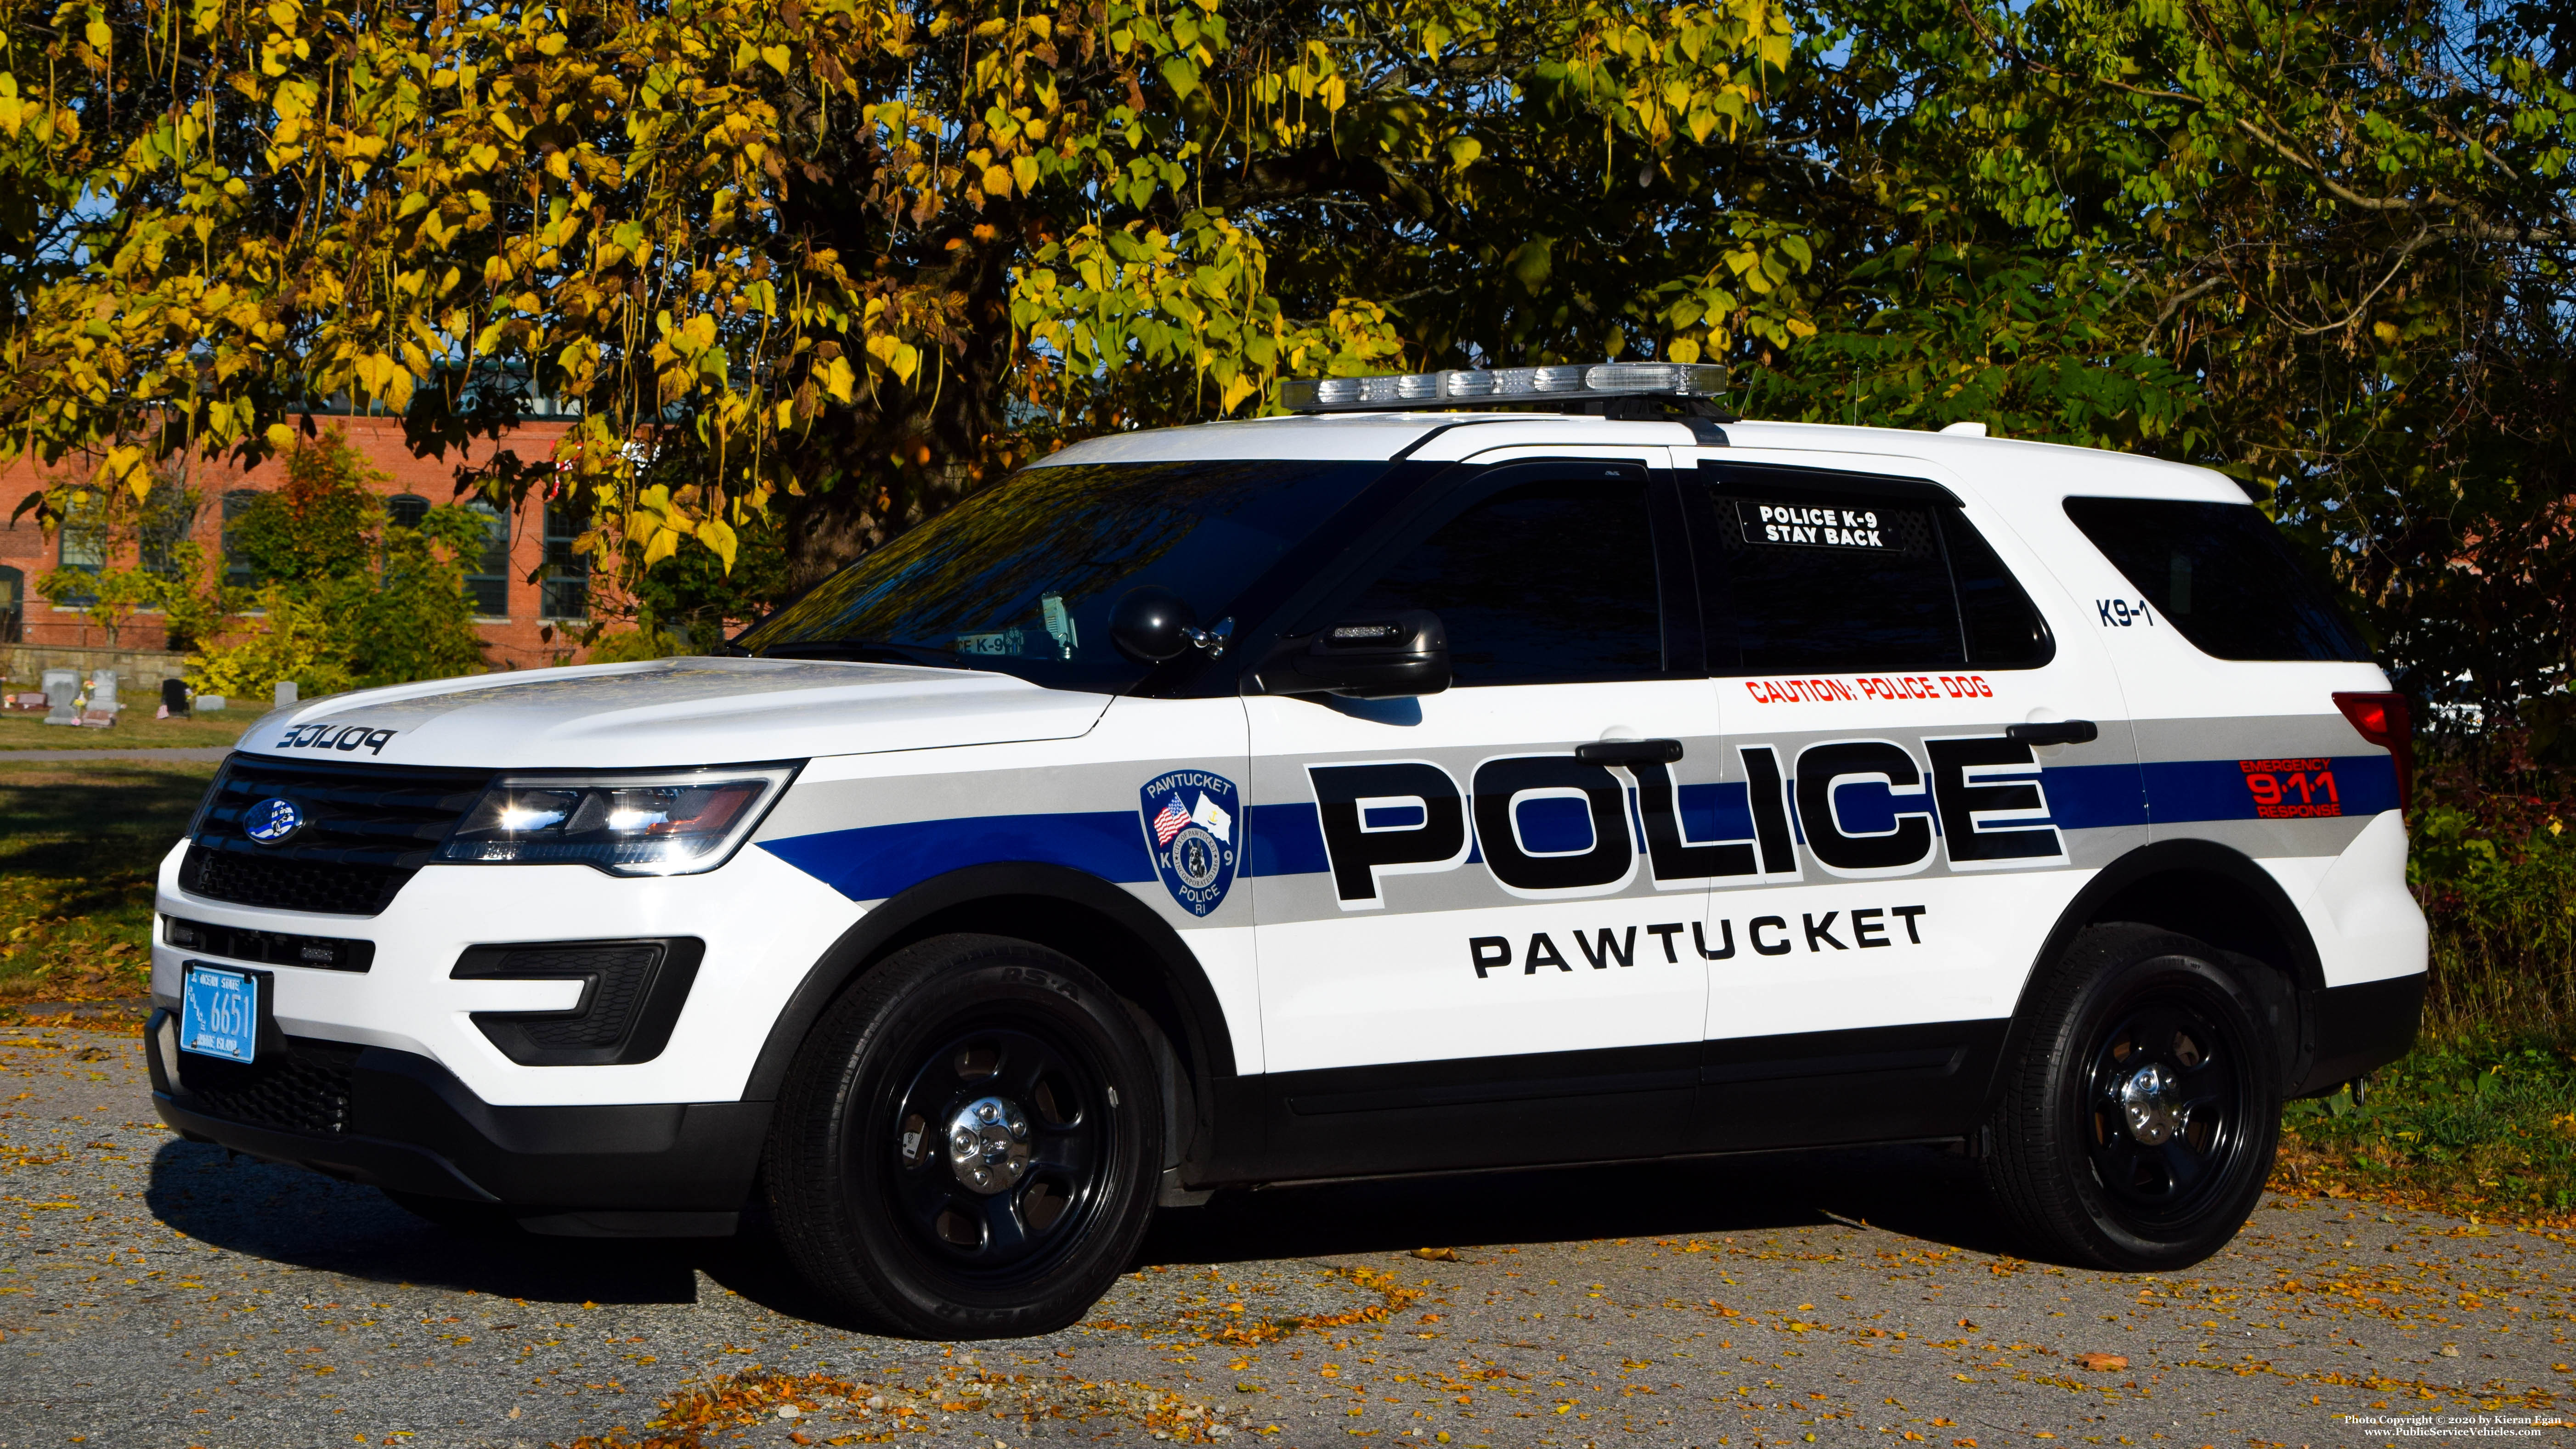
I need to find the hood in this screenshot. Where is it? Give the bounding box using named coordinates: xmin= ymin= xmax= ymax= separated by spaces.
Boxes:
xmin=226 ymin=657 xmax=1113 ymax=771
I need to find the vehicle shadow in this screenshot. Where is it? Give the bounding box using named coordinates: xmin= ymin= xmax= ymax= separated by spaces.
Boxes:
xmin=147 ymin=1138 xmax=2021 ymax=1327
xmin=1137 ymin=1143 xmax=2018 ymax=1267
xmin=145 ymin=1139 xmax=711 ymax=1305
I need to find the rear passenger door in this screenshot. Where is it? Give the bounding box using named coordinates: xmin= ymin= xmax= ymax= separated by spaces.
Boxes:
xmin=1674 ymin=457 xmax=2147 ymax=1148
xmin=1243 ymin=454 xmax=1717 ymax=1175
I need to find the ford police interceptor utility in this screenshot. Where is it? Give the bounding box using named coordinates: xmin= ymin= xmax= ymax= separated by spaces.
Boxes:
xmin=148 ymin=362 xmax=2425 ymax=1339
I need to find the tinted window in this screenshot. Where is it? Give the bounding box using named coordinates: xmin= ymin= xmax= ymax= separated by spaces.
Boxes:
xmin=2063 ymin=497 xmax=2370 ymax=662
xmin=1700 ymin=485 xmax=1962 ymax=673
xmin=1347 ymin=479 xmax=1664 ymax=685
xmin=740 ymin=459 xmax=1388 ymax=690
xmin=1940 ymin=510 xmax=2053 ymax=667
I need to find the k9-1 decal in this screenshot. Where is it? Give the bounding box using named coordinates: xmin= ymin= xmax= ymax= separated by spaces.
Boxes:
xmin=274 ymin=722 xmax=397 ymax=755
xmin=1309 ymin=736 xmax=2064 ymax=908
xmin=1466 ymin=903 xmax=1929 ymax=977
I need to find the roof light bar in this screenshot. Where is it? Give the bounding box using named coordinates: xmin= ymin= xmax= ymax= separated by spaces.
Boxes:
xmin=1281 ymin=361 xmax=1726 ymax=414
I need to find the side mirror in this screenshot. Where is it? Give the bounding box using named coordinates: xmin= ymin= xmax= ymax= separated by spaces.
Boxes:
xmin=1252 ymin=610 xmax=1451 ymax=699
xmin=1110 ymin=586 xmax=1197 ymax=664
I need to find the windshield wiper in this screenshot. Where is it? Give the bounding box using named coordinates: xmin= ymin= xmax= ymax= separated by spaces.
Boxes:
xmin=752 ymin=638 xmax=970 ymax=669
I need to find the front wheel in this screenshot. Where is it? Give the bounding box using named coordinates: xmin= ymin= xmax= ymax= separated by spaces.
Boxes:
xmin=765 ymin=934 xmax=1161 ymax=1337
xmin=1982 ymin=924 xmax=2281 ymax=1270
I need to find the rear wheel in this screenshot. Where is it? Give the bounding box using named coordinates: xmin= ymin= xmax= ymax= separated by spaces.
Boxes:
xmin=1982 ymin=924 xmax=2280 ymax=1269
xmin=765 ymin=934 xmax=1160 ymax=1337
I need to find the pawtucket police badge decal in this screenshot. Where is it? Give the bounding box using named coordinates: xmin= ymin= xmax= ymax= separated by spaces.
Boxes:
xmin=1139 ymin=770 xmax=1240 ymax=917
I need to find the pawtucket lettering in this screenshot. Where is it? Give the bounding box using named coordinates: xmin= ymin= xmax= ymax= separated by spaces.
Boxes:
xmin=1469 ymin=906 xmax=1928 ymax=977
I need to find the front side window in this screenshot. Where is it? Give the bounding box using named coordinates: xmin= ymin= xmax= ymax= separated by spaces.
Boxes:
xmin=2063 ymin=497 xmax=2369 ymax=662
xmin=740 ymin=459 xmax=1390 ymax=689
xmin=1339 ymin=478 xmax=1666 ymax=685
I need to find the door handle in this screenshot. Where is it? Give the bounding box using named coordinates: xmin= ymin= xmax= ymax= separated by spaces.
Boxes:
xmin=2005 ymin=720 xmax=2099 ymax=747
xmin=1575 ymin=738 xmax=1685 ymax=765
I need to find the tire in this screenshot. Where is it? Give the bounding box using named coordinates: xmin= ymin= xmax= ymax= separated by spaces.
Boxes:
xmin=764 ymin=934 xmax=1162 ymax=1338
xmin=1981 ymin=923 xmax=2282 ymax=1270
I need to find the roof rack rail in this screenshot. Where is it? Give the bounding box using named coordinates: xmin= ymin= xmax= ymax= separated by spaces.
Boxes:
xmin=1282 ymin=362 xmax=1734 ymax=417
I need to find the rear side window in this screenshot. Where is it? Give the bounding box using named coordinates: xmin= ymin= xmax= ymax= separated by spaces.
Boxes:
xmin=1693 ymin=476 xmax=2052 ymax=674
xmin=2062 ymin=497 xmax=2370 ymax=662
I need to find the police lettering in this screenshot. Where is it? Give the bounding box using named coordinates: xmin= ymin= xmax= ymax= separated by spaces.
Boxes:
xmin=1308 ymin=734 xmax=2068 ymax=901
xmin=1465 ymin=905 xmax=1926 ymax=976
xmin=1750 ymin=502 xmax=1886 ymax=549
xmin=274 ymin=723 xmax=397 ymax=755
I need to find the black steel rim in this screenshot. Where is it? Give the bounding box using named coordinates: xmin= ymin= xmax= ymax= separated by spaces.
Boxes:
xmin=875 ymin=1018 xmax=1107 ymax=1283
xmin=2079 ymin=984 xmax=2252 ymax=1223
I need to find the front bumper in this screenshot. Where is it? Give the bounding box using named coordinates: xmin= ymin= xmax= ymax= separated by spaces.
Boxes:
xmin=147 ymin=1009 xmax=769 ymax=1235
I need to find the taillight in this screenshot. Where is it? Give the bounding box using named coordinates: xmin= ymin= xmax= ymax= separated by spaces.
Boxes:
xmin=2333 ymin=691 xmax=2414 ymax=810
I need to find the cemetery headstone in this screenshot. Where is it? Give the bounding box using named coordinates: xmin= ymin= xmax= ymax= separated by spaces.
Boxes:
xmin=41 ymin=667 xmax=77 ymax=726
xmin=162 ymin=678 xmax=191 ymax=717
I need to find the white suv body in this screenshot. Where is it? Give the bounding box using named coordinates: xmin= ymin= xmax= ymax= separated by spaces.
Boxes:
xmin=147 ymin=405 xmax=2425 ymax=1333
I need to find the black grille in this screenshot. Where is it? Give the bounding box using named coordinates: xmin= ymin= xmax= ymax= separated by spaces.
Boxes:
xmin=180 ymin=757 xmax=491 ymax=917
xmin=164 ymin=916 xmax=373 ymax=972
xmin=177 ymin=1039 xmax=359 ymax=1136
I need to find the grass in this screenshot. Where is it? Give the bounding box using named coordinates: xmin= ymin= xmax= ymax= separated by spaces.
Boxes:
xmin=0 ymin=708 xmax=253 ymax=750
xmin=2273 ymin=1036 xmax=2576 ymax=1227
xmin=0 ymin=759 xmax=217 ymax=1004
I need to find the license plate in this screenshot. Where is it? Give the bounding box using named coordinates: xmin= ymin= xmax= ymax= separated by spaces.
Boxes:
xmin=179 ymin=964 xmax=258 ymax=1064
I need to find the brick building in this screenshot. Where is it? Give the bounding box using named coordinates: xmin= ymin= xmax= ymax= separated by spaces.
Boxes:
xmin=0 ymin=415 xmax=598 ymax=672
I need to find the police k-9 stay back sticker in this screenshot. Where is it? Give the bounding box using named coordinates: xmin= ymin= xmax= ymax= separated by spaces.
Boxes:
xmin=1140 ymin=770 xmax=1240 ymax=916
xmin=1736 ymin=499 xmax=1894 ymax=550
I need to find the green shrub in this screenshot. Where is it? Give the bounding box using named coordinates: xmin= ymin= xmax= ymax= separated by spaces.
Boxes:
xmin=2410 ymin=731 xmax=2576 ymax=1038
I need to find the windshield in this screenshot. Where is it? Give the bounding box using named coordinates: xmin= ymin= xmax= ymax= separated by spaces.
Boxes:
xmin=737 ymin=458 xmax=1393 ymax=688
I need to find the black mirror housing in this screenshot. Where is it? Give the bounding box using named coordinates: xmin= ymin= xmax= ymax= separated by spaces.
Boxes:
xmin=1110 ymin=586 xmax=1198 ymax=664
xmin=1252 ymin=610 xmax=1452 ymax=699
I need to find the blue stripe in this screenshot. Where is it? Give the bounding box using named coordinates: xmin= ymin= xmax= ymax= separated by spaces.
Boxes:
xmin=1247 ymin=802 xmax=1329 ymax=878
xmin=2039 ymin=762 xmax=2151 ymax=830
xmin=760 ymin=811 xmax=1149 ymax=902
xmin=759 ymin=753 xmax=2401 ymax=901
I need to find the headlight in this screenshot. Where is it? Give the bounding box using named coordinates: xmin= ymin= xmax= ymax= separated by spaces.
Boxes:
xmin=435 ymin=765 xmax=798 ymax=876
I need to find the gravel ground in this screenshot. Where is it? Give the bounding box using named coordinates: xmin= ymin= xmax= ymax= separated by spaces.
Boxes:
xmin=1 ymin=1029 xmax=2569 ymax=1449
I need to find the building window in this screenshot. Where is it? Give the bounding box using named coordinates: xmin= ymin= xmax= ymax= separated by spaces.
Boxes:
xmin=542 ymin=493 xmax=590 ymax=620
xmin=54 ymin=494 xmax=106 ymax=605
xmin=0 ymin=565 xmax=23 ymax=644
xmin=464 ymin=500 xmax=510 ymax=616
xmin=221 ymin=488 xmax=262 ymax=587
xmin=140 ymin=481 xmax=199 ymax=578
xmin=387 ymin=493 xmax=430 ymax=530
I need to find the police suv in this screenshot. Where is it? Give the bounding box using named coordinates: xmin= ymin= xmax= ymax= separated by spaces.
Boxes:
xmin=150 ymin=363 xmax=2426 ymax=1338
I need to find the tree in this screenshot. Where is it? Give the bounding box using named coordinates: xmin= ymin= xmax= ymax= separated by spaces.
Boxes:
xmin=179 ymin=428 xmax=490 ymax=696
xmin=0 ymin=0 xmax=1813 ymax=590
xmin=1748 ymin=0 xmax=2576 ymax=715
